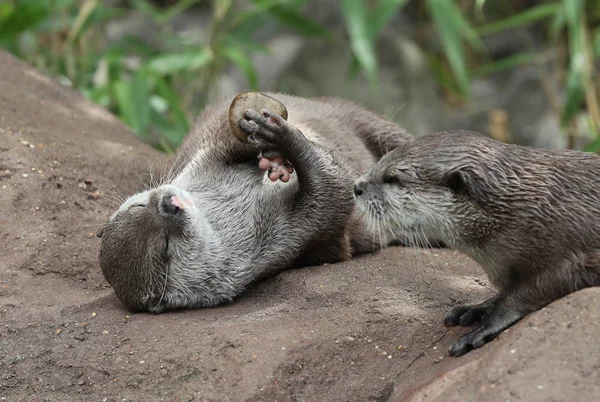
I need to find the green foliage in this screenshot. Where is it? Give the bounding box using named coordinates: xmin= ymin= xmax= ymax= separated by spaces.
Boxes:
xmin=1 ymin=0 xmax=599 ymax=151
xmin=0 ymin=0 xmax=332 ymax=152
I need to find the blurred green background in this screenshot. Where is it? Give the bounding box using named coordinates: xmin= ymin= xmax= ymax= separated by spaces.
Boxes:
xmin=1 ymin=0 xmax=598 ymax=153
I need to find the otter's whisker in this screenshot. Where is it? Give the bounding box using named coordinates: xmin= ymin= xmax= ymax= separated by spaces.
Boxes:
xmin=110 ymin=187 xmax=125 ymax=203
xmin=133 ymin=168 xmax=150 ymax=191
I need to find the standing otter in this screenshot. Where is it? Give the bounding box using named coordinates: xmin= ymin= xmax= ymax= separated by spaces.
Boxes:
xmin=354 ymin=130 xmax=600 ymax=356
xmin=97 ymin=93 xmax=414 ymax=313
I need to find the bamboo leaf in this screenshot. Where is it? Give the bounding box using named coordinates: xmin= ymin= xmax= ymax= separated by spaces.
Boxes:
xmin=445 ymin=0 xmax=485 ymax=52
xmin=548 ymin=5 xmax=566 ymax=40
xmin=0 ymin=3 xmax=14 ymax=23
xmin=476 ymin=3 xmax=562 ymax=36
xmin=562 ymin=0 xmax=586 ymax=127
xmin=67 ymin=0 xmax=97 ymax=44
xmin=147 ymin=48 xmax=213 ymax=75
xmin=341 ymin=0 xmax=377 ymax=85
xmin=472 ymin=52 xmax=538 ymax=77
xmin=153 ymin=76 xmax=190 ymax=134
xmin=426 ymin=0 xmax=470 ymax=96
xmin=237 ymin=0 xmax=289 ymax=24
xmin=368 ymin=0 xmax=409 ymax=40
xmin=268 ymin=6 xmax=332 ymax=38
xmin=113 ymin=70 xmax=152 ymax=137
xmin=223 ymin=47 xmax=258 ymax=90
xmin=593 ymin=28 xmax=600 ymax=59
xmin=0 ymin=1 xmax=48 ymax=39
xmin=130 ymin=0 xmax=202 ymax=24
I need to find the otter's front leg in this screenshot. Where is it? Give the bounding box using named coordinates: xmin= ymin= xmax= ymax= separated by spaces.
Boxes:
xmin=444 ymin=293 xmax=502 ymax=327
xmin=240 ymin=108 xmax=353 ymax=198
xmin=447 ymin=293 xmax=524 ymax=357
xmin=239 ymin=108 xmax=355 ymax=265
xmin=446 ymin=261 xmax=584 ymax=357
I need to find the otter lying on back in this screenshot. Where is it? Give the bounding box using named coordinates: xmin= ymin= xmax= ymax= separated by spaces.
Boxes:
xmin=354 ymin=130 xmax=600 ymax=356
xmin=98 ymin=93 xmax=414 ymax=313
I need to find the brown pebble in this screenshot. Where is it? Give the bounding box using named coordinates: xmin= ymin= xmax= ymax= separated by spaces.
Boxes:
xmin=228 ymin=92 xmax=288 ymax=143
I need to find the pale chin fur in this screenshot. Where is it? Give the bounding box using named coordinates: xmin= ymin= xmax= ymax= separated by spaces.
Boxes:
xmin=354 ymin=181 xmax=457 ymax=249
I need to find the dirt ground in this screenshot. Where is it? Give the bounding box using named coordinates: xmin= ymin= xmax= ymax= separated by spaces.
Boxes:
xmin=1 ymin=50 xmax=599 ymax=402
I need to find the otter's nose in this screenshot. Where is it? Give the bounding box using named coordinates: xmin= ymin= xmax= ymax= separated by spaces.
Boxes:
xmin=354 ymin=181 xmax=365 ymax=196
xmin=161 ymin=195 xmax=180 ymax=215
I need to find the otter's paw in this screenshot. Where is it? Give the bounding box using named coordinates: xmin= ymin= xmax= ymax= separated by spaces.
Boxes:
xmin=447 ymin=325 xmax=496 ymax=357
xmin=259 ymin=151 xmax=294 ymax=182
xmin=444 ymin=303 xmax=491 ymax=327
xmin=240 ymin=108 xmax=304 ymax=149
xmin=448 ymin=305 xmax=523 ymax=357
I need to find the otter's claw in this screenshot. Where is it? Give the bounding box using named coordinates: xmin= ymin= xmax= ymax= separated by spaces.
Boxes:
xmin=240 ymin=108 xmax=299 ymax=182
xmin=447 ymin=296 xmax=524 ymax=357
xmin=444 ymin=303 xmax=491 ymax=327
xmin=448 ymin=325 xmax=495 ymax=356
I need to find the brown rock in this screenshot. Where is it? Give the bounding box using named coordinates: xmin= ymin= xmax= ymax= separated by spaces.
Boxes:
xmin=1 ymin=49 xmax=597 ymax=402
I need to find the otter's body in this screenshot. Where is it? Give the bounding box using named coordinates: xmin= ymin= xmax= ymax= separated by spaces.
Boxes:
xmin=354 ymin=130 xmax=600 ymax=356
xmin=98 ymin=93 xmax=412 ymax=313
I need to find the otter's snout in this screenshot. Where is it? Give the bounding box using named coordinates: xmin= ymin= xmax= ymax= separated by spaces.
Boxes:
xmin=157 ymin=188 xmax=195 ymax=217
xmin=354 ymin=180 xmax=366 ymax=197
xmin=161 ymin=195 xmax=181 ymax=215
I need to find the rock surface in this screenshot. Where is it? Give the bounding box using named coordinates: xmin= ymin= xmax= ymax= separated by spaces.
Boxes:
xmin=1 ymin=50 xmax=598 ymax=401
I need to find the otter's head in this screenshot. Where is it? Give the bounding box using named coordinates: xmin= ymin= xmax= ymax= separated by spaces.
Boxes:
xmin=98 ymin=185 xmax=210 ymax=313
xmin=353 ymin=131 xmax=494 ymax=247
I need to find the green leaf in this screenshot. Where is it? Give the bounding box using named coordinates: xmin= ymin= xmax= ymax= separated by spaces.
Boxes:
xmin=445 ymin=0 xmax=485 ymax=52
xmin=130 ymin=0 xmax=202 ymax=24
xmin=562 ymin=0 xmax=586 ymax=127
xmin=368 ymin=0 xmax=409 ymax=40
xmin=150 ymin=108 xmax=187 ymax=148
xmin=476 ymin=3 xmax=563 ymax=37
xmin=67 ymin=0 xmax=98 ymax=44
xmin=0 ymin=1 xmax=49 ymax=39
xmin=147 ymin=48 xmax=213 ymax=75
xmin=426 ymin=0 xmax=470 ymax=97
xmin=548 ymin=5 xmax=566 ymax=41
xmin=112 ymin=70 xmax=152 ymax=137
xmin=593 ymin=28 xmax=600 ymax=59
xmin=475 ymin=0 xmax=488 ymax=20
xmin=153 ymin=75 xmax=190 ymax=134
xmin=268 ymin=5 xmax=332 ymax=38
xmin=472 ymin=52 xmax=538 ymax=77
xmin=426 ymin=53 xmax=463 ymax=98
xmin=341 ymin=0 xmax=377 ymax=85
xmin=223 ymin=47 xmax=258 ymax=90
xmin=0 ymin=3 xmax=14 ymax=23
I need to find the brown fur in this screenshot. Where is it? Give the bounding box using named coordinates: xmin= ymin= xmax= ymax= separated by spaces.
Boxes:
xmin=354 ymin=129 xmax=600 ymax=356
xmin=98 ymin=93 xmax=414 ymax=312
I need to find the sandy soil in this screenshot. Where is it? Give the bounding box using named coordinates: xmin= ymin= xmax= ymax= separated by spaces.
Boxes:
xmin=1 ymin=50 xmax=598 ymax=402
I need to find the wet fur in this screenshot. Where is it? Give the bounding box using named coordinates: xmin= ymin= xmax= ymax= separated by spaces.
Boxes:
xmin=98 ymin=93 xmax=413 ymax=313
xmin=354 ymin=130 xmax=600 ymax=356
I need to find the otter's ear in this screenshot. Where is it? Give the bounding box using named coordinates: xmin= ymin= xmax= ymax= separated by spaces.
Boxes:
xmin=441 ymin=170 xmax=470 ymax=196
xmin=96 ymin=226 xmax=105 ymax=239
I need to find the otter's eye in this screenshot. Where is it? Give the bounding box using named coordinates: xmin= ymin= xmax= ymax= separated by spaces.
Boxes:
xmin=164 ymin=236 xmax=170 ymax=254
xmin=383 ymin=174 xmax=403 ymax=186
xmin=129 ymin=203 xmax=147 ymax=210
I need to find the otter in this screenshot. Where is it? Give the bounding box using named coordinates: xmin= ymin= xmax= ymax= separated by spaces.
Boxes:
xmin=353 ymin=129 xmax=600 ymax=357
xmin=97 ymin=93 xmax=414 ymax=313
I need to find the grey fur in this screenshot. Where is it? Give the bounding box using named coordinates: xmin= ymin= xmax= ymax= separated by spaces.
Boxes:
xmin=98 ymin=93 xmax=413 ymax=313
xmin=354 ymin=129 xmax=600 ymax=356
